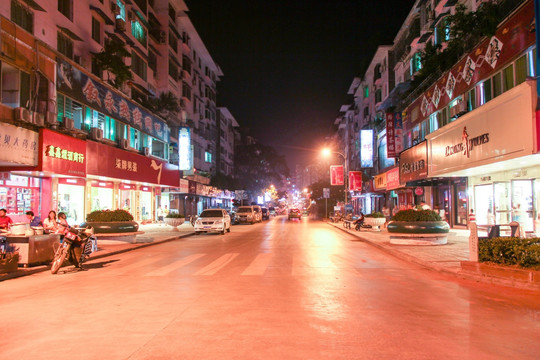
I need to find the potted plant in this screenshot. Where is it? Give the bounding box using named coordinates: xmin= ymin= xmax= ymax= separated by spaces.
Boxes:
xmin=82 ymin=209 xmax=139 ymax=234
xmin=363 ymin=212 xmax=386 ymax=231
xmin=164 ymin=212 xmax=185 ymax=230
xmin=387 ymin=209 xmax=449 ymax=245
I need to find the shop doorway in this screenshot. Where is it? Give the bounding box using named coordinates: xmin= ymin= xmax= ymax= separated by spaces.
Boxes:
xmin=140 ymin=187 xmax=152 ymax=221
xmin=90 ymin=181 xmax=114 ymax=211
xmin=58 ymin=179 xmax=85 ymax=225
xmin=512 ymin=180 xmax=533 ymax=232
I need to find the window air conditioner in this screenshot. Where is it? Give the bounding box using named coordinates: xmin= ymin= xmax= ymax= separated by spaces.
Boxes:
xmin=143 ymin=147 xmax=151 ymax=156
xmin=62 ymin=117 xmax=75 ymax=130
xmin=115 ymin=18 xmax=126 ymax=32
xmin=33 ymin=112 xmax=45 ymax=127
xmin=119 ymin=139 xmax=129 ymax=149
xmin=15 ymin=107 xmax=31 ymax=123
xmin=46 ymin=112 xmax=59 ymax=128
xmin=90 ymin=127 xmax=104 ymax=141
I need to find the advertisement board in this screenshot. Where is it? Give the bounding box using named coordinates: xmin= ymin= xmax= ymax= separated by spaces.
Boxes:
xmin=386 ymin=113 xmax=396 ymax=158
xmin=40 ymin=128 xmax=86 ymax=177
xmin=361 ymin=130 xmax=373 ymax=168
xmin=178 ymin=127 xmax=192 ymax=171
xmin=330 ymin=165 xmax=344 ymax=186
xmin=399 ymin=141 xmax=428 ymax=183
xmin=0 ymin=123 xmax=38 ymax=167
xmin=386 ymin=167 xmax=400 ymax=190
xmin=348 ymin=171 xmax=362 ymax=191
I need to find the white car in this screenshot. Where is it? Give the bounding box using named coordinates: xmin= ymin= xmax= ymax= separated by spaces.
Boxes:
xmin=194 ymin=209 xmax=231 ymax=235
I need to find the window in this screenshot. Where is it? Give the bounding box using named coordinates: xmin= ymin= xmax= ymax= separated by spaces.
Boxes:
xmin=131 ymin=51 xmax=147 ymax=81
xmin=169 ymin=4 xmax=176 ymax=21
xmin=131 ymin=19 xmax=147 ymax=47
xmin=91 ymin=56 xmax=102 ymax=77
xmin=182 ymin=83 xmax=191 ymax=100
xmin=168 ymin=57 xmax=178 ymax=80
xmin=183 ymin=55 xmax=192 ymax=75
xmin=363 ymin=86 xmax=369 ymax=98
xmin=133 ymin=0 xmax=147 ymax=14
xmin=515 ymin=54 xmax=527 ymax=86
xmin=58 ymin=0 xmax=73 ymax=21
xmin=502 ymin=64 xmax=514 ymax=92
xmin=483 ymin=78 xmax=493 ymax=103
xmin=130 ymin=127 xmax=140 ymax=149
xmin=492 ymin=72 xmax=502 ymax=97
xmin=1 ymin=63 xmax=30 ymax=109
xmin=410 ymin=52 xmax=422 ymax=75
xmin=375 ymin=89 xmax=382 ymax=103
xmin=91 ymin=17 xmax=101 ymax=44
xmin=11 ymin=0 xmax=33 ymax=33
xmin=205 ymin=151 xmax=212 ymax=163
xmin=363 ymin=107 xmax=369 ymax=117
xmin=57 ymin=95 xmax=84 ymax=129
xmin=115 ymin=0 xmax=126 ymax=21
xmin=169 ymin=30 xmax=178 ymax=52
xmin=467 ymin=88 xmax=476 ymax=112
xmin=57 ymin=32 xmax=74 ymax=59
xmin=148 ymin=50 xmax=157 ymax=74
xmin=374 ymin=64 xmax=382 ymax=80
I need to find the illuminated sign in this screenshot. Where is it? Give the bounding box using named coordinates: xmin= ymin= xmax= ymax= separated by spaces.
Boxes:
xmin=115 ymin=158 xmax=138 ymax=172
xmin=360 ymin=130 xmax=373 ymax=168
xmin=178 ymin=127 xmax=192 ymax=171
xmin=330 ymin=165 xmax=344 ymax=186
xmin=348 ymin=171 xmax=362 ymax=191
xmin=46 ymin=145 xmax=85 ymax=163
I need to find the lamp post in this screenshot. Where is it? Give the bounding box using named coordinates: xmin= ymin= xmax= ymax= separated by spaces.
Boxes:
xmin=322 ymin=148 xmax=348 ymax=205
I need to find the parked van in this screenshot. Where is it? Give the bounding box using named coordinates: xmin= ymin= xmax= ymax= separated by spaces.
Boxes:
xmin=236 ymin=206 xmax=257 ymax=224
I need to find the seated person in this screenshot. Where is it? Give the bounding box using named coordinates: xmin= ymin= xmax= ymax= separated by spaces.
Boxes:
xmin=0 ymin=208 xmax=13 ymax=230
xmin=26 ymin=211 xmax=42 ymax=227
xmin=353 ymin=212 xmax=365 ymax=229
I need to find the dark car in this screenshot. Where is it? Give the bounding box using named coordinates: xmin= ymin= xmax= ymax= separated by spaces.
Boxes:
xmin=261 ymin=207 xmax=269 ymax=220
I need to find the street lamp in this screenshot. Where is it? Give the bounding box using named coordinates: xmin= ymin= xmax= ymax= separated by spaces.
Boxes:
xmin=321 ymin=147 xmax=348 ymax=205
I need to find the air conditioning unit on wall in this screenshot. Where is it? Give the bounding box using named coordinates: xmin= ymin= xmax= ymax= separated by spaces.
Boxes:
xmin=46 ymin=112 xmax=58 ymax=128
xmin=90 ymin=127 xmax=103 ymax=141
xmin=143 ymin=147 xmax=151 ymax=156
xmin=15 ymin=107 xmax=31 ymax=123
xmin=115 ymin=18 xmax=126 ymax=31
xmin=33 ymin=112 xmax=45 ymax=127
xmin=62 ymin=117 xmax=74 ymax=130
xmin=119 ymin=138 xmax=129 ymax=149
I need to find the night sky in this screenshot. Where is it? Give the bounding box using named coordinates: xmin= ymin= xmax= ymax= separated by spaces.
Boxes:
xmin=185 ymin=0 xmax=417 ymax=171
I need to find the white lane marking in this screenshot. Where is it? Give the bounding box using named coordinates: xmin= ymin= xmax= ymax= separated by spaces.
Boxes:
xmin=115 ymin=257 xmax=164 ymax=275
xmin=194 ymin=253 xmax=239 ymax=276
xmin=241 ymin=253 xmax=273 ymax=276
xmin=144 ymin=253 xmax=206 ymax=277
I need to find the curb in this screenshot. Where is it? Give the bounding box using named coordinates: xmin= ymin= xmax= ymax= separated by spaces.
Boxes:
xmin=327 ymin=222 xmax=540 ymax=291
xmin=0 ymin=232 xmax=195 ymax=282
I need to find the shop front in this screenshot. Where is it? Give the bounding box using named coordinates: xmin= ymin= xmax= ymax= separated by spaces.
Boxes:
xmin=426 ymin=80 xmax=538 ymax=230
xmin=86 ymin=140 xmax=180 ymax=222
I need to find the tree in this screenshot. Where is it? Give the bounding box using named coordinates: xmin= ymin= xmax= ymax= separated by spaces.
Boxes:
xmin=145 ymin=91 xmax=181 ymax=120
xmin=309 ymin=179 xmax=343 ymax=218
xmin=93 ymin=38 xmax=132 ymax=89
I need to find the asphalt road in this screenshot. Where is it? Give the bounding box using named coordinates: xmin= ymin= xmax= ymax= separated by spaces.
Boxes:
xmin=1 ymin=216 xmax=539 ymax=360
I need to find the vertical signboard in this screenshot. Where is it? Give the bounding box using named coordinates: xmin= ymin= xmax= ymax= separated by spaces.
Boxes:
xmin=386 ymin=113 xmax=396 ymax=158
xmin=330 ymin=165 xmax=344 ymax=186
xmin=394 ymin=112 xmax=403 ymax=154
xmin=360 ymin=129 xmax=374 ymax=168
xmin=348 ymin=171 xmax=362 ymax=191
xmin=178 ymin=127 xmax=192 ymax=171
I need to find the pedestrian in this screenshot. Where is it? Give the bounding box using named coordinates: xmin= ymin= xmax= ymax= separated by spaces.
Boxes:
xmin=26 ymin=211 xmax=42 ymax=227
xmin=382 ymin=205 xmax=391 ymax=227
xmin=469 ymin=209 xmax=476 ymax=223
xmin=43 ymin=210 xmax=58 ymax=233
xmin=157 ymin=206 xmax=164 ymax=226
xmin=0 ymin=208 xmax=13 ymax=230
xmin=392 ymin=206 xmax=399 ymax=217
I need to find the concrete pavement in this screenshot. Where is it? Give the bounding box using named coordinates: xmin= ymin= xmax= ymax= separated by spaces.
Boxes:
xmin=0 ymin=222 xmax=195 ymax=281
xmin=327 ymin=220 xmax=540 ymax=291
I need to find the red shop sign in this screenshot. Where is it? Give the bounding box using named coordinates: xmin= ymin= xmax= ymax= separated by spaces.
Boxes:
xmin=415 ymin=187 xmax=424 ymax=196
xmin=40 ymin=129 xmax=86 ymax=177
xmin=91 ymin=180 xmax=114 ymax=188
xmin=119 ymin=183 xmax=136 ymax=190
xmin=86 ymin=141 xmax=180 ymax=187
xmin=58 ymin=177 xmax=85 ymax=186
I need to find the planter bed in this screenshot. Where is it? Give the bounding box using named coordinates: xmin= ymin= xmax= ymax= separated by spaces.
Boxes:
xmin=461 ymin=261 xmax=540 ymax=289
xmin=387 ymin=221 xmax=449 ymax=245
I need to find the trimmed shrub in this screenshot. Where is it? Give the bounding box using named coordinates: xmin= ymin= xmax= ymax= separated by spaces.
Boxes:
xmin=86 ymin=209 xmax=134 ymax=222
xmin=166 ymin=212 xmax=184 ymax=218
xmin=365 ymin=212 xmax=385 ymax=218
xmin=478 ymin=237 xmax=540 ymax=268
xmin=391 ymin=209 xmax=442 ymax=222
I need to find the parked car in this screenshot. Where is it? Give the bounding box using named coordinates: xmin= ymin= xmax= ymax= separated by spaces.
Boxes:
xmin=261 ymin=207 xmax=270 ymax=220
xmin=288 ymin=208 xmax=302 ymax=220
xmin=236 ymin=206 xmax=257 ymax=224
xmin=194 ymin=209 xmax=231 ymax=235
xmin=252 ymin=205 xmax=263 ymax=222
xmin=268 ymin=206 xmax=276 ymax=216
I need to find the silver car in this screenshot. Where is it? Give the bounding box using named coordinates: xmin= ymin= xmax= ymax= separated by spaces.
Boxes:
xmin=194 ymin=209 xmax=231 ymax=235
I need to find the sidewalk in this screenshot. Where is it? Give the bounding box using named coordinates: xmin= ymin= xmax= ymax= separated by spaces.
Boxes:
xmin=327 ymin=221 xmax=540 ymax=291
xmin=0 ymin=222 xmax=195 ymax=281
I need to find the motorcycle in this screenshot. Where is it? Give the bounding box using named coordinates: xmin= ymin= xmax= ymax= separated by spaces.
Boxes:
xmin=189 ymin=215 xmax=198 ymax=227
xmin=51 ymin=225 xmax=97 ymax=274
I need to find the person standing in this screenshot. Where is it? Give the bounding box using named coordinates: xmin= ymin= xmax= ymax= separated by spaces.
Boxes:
xmin=156 ymin=206 xmax=164 ymax=226
xmin=382 ymin=205 xmax=391 ymax=227
xmin=0 ymin=208 xmax=13 ymax=230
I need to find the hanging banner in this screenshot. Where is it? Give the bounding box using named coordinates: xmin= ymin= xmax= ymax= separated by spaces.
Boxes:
xmin=394 ymin=112 xmax=403 ymax=154
xmin=330 ymin=165 xmax=344 ymax=186
xmin=178 ymin=127 xmax=192 ymax=171
xmin=348 ymin=171 xmax=362 ymax=191
xmin=386 ymin=113 xmax=396 ymax=158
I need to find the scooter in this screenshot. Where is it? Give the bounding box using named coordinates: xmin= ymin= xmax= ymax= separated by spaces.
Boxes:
xmin=51 ymin=225 xmax=97 ymax=274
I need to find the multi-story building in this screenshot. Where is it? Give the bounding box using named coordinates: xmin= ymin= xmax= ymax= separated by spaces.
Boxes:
xmin=0 ymin=0 xmax=228 ymax=223
xmin=331 ymin=0 xmax=537 ymax=230
xmin=217 ymin=107 xmax=239 ymax=178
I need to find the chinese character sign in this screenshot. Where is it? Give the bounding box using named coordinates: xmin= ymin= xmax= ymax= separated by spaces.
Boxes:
xmin=394 ymin=112 xmax=403 ymax=154
xmin=348 ymin=171 xmax=362 ymax=191
xmin=330 ymin=165 xmax=344 ymax=186
xmin=178 ymin=127 xmax=192 ymax=171
xmin=386 ymin=113 xmax=396 ymax=158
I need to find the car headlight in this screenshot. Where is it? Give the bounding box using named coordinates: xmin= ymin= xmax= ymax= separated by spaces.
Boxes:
xmin=195 ymin=219 xmax=202 ymax=225
xmin=247 ymin=215 xmax=252 ymax=219
xmin=214 ymin=219 xmax=223 ymax=224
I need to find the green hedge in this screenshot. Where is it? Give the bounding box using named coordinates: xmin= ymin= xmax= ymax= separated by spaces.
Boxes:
xmin=365 ymin=212 xmax=385 ymax=218
xmin=479 ymin=237 xmax=540 ymax=268
xmin=166 ymin=212 xmax=184 ymax=218
xmin=86 ymin=209 xmax=134 ymax=222
xmin=391 ymin=209 xmax=442 ymax=222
